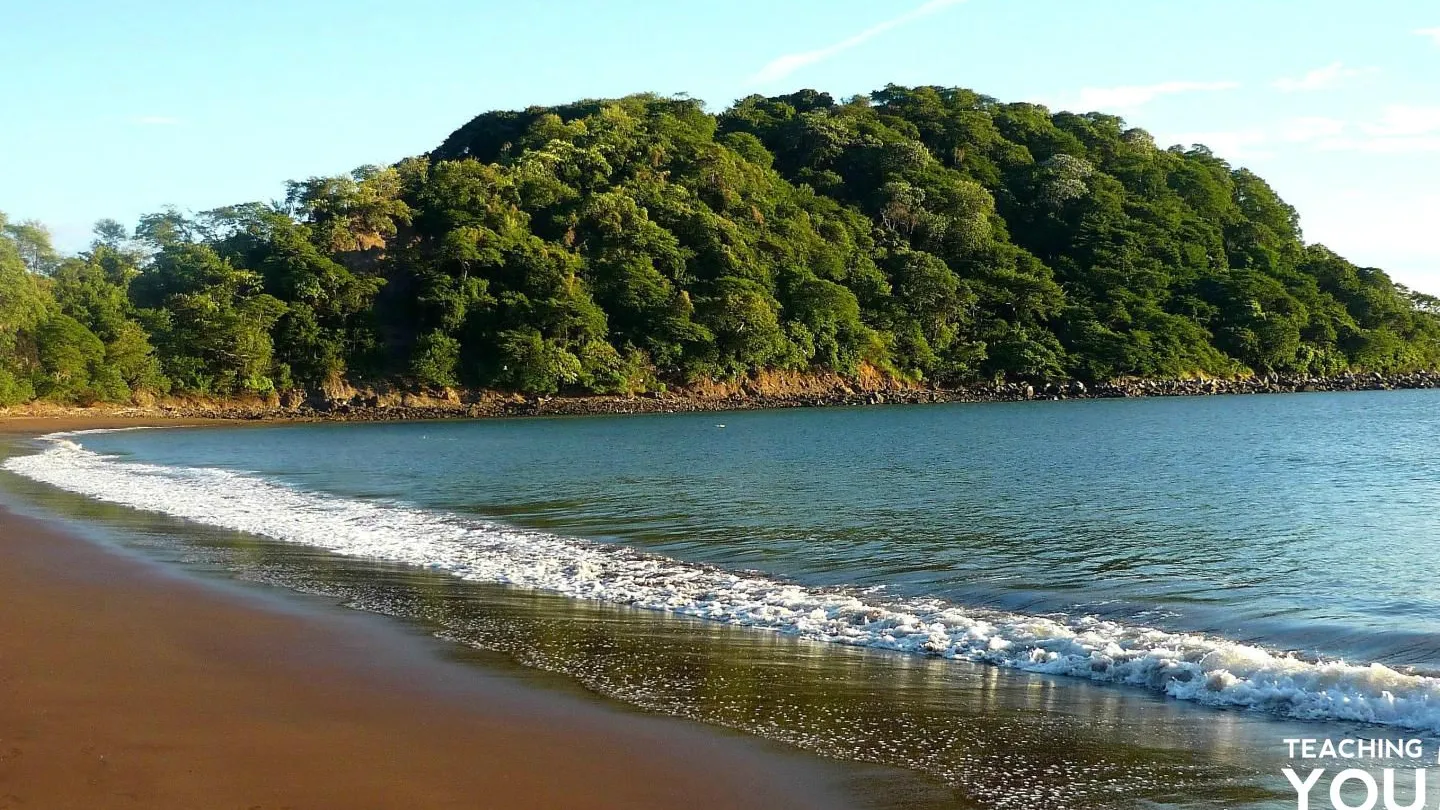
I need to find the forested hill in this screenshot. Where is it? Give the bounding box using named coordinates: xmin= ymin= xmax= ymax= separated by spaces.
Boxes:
xmin=4 ymin=86 xmax=1440 ymax=407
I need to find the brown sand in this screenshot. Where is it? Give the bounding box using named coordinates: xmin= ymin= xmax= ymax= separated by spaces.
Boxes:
xmin=0 ymin=418 xmax=853 ymax=810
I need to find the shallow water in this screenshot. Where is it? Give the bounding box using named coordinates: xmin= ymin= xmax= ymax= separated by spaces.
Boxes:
xmin=7 ymin=391 xmax=1440 ymax=807
xmin=0 ymin=467 xmax=1302 ymax=809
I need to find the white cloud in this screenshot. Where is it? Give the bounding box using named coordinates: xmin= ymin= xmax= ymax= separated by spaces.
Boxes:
xmin=1290 ymin=105 xmax=1440 ymax=152
xmin=1163 ymin=117 xmax=1351 ymax=160
xmin=1074 ymin=80 xmax=1239 ymax=110
xmin=1316 ymin=136 xmax=1440 ymax=154
xmin=749 ymin=0 xmax=966 ymax=84
xmin=130 ymin=115 xmax=181 ymax=126
xmin=1308 ymin=105 xmax=1440 ymax=153
xmin=1277 ymin=116 xmax=1349 ymax=142
xmin=1271 ymin=62 xmax=1377 ymax=92
xmin=1416 ymin=27 xmax=1440 ymax=45
xmin=1165 ymin=107 xmax=1440 ymax=159
xmin=1362 ymin=104 xmax=1440 ymax=137
xmin=1165 ymin=129 xmax=1271 ymax=159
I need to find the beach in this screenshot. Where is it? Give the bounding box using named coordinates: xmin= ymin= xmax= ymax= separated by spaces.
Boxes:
xmin=14 ymin=395 xmax=1440 ymax=809
xmin=0 ymin=418 xmax=865 ymax=810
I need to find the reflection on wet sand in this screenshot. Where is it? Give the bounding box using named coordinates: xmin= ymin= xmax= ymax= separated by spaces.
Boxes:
xmin=2 ymin=467 xmax=1337 ymax=810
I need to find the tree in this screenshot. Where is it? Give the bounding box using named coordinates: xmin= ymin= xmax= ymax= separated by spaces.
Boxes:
xmin=133 ymin=243 xmax=287 ymax=394
xmin=3 ymin=218 xmax=61 ymax=275
xmin=2 ymin=84 xmax=1439 ymax=404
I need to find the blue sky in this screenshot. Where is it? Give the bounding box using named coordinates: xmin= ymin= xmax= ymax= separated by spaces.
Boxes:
xmin=4 ymin=0 xmax=1439 ymax=290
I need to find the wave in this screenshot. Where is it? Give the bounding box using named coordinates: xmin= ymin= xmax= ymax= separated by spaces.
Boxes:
xmin=9 ymin=431 xmax=1440 ymax=732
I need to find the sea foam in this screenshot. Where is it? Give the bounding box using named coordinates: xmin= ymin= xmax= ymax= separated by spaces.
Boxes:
xmin=9 ymin=432 xmax=1440 ymax=732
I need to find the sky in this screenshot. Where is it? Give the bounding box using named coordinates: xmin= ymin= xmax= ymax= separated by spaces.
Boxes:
xmin=4 ymin=0 xmax=1438 ymax=290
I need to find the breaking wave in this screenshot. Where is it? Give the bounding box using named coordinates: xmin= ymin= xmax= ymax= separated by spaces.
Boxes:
xmin=9 ymin=431 xmax=1440 ymax=732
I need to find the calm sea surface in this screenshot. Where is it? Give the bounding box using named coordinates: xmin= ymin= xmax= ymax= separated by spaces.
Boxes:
xmin=8 ymin=390 xmax=1440 ymax=808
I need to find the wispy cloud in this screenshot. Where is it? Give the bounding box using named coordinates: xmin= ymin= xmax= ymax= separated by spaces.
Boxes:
xmin=130 ymin=115 xmax=181 ymax=126
xmin=1362 ymin=104 xmax=1440 ymax=137
xmin=1278 ymin=116 xmax=1349 ymax=141
xmin=1165 ymin=129 xmax=1271 ymax=159
xmin=1272 ymin=62 xmax=1377 ymax=92
xmin=1180 ymin=107 xmax=1440 ymax=158
xmin=749 ymin=0 xmax=966 ymax=85
xmin=1317 ymin=136 xmax=1440 ymax=154
xmin=1310 ymin=105 xmax=1440 ymax=153
xmin=1164 ymin=117 xmax=1351 ymax=160
xmin=1074 ymin=80 xmax=1239 ymax=110
xmin=1416 ymin=27 xmax=1440 ymax=45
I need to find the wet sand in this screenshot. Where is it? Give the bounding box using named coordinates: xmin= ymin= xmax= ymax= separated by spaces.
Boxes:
xmin=0 ymin=418 xmax=862 ymax=810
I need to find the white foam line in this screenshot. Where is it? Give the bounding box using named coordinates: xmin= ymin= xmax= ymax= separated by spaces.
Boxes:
xmin=8 ymin=432 xmax=1440 ymax=731
xmin=53 ymin=426 xmax=169 ymax=436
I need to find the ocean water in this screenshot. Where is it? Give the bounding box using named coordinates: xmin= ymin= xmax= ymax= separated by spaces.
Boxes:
xmin=7 ymin=391 xmax=1440 ymax=808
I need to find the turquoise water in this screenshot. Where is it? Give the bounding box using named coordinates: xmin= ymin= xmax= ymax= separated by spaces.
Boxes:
xmin=9 ymin=390 xmax=1440 ymax=808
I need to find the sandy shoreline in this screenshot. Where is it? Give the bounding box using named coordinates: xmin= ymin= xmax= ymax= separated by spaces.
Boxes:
xmin=0 ymin=419 xmax=869 ymax=810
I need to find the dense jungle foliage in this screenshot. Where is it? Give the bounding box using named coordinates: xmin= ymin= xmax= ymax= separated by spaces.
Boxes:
xmin=3 ymin=86 xmax=1438 ymax=405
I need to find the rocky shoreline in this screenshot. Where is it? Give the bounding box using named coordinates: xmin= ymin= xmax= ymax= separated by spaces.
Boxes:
xmin=9 ymin=370 xmax=1437 ymax=425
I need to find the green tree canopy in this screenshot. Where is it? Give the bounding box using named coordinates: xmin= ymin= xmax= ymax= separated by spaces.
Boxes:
xmin=2 ymin=84 xmax=1438 ymax=405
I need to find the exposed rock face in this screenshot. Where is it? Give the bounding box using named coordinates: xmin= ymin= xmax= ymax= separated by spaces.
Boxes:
xmin=10 ymin=372 xmax=1440 ymax=424
xmin=115 ymin=371 xmax=1440 ymax=422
